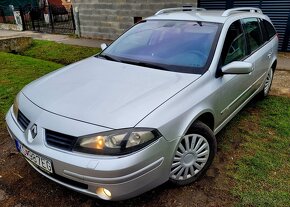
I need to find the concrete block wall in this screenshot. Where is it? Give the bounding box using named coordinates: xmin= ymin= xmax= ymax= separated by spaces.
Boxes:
xmin=72 ymin=0 xmax=197 ymax=40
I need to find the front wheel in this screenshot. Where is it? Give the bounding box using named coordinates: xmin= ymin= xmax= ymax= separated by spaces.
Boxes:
xmin=170 ymin=121 xmax=217 ymax=186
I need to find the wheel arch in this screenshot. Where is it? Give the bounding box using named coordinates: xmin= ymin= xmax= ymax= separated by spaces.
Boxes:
xmin=271 ymin=59 xmax=277 ymax=72
xmin=186 ymin=111 xmax=215 ymax=134
xmin=170 ymin=113 xmax=217 ymax=185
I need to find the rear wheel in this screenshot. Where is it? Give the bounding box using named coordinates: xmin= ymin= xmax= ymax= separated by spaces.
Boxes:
xmin=170 ymin=121 xmax=217 ymax=185
xmin=259 ymin=68 xmax=274 ymax=97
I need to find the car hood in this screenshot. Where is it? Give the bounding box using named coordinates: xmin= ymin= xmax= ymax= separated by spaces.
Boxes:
xmin=22 ymin=57 xmax=200 ymax=129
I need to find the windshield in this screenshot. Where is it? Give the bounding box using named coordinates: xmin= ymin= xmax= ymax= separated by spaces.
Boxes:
xmin=99 ymin=20 xmax=220 ymax=74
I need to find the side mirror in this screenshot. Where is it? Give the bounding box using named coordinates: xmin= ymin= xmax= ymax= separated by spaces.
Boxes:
xmin=101 ymin=43 xmax=108 ymax=51
xmin=221 ymin=61 xmax=253 ymax=74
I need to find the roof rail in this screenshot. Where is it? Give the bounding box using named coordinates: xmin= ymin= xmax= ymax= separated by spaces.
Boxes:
xmin=155 ymin=7 xmax=206 ymax=15
xmin=222 ymin=7 xmax=262 ymax=17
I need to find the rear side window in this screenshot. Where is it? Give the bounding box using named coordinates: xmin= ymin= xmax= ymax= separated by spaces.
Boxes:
xmin=242 ymin=18 xmax=263 ymax=52
xmin=221 ymin=20 xmax=247 ymax=66
xmin=262 ymin=19 xmax=276 ymax=40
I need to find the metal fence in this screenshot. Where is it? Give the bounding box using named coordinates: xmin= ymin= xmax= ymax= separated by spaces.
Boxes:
xmin=198 ymin=0 xmax=290 ymax=51
xmin=0 ymin=5 xmax=16 ymax=24
xmin=20 ymin=4 xmax=76 ymax=34
xmin=0 ymin=3 xmax=75 ymax=35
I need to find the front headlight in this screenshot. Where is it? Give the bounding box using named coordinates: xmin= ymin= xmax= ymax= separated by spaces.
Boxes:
xmin=74 ymin=128 xmax=162 ymax=155
xmin=13 ymin=93 xmax=20 ymax=118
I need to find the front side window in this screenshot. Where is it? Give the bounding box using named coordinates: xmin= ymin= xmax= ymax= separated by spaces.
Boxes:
xmin=99 ymin=20 xmax=221 ymax=74
xmin=242 ymin=18 xmax=263 ymax=52
xmin=221 ymin=20 xmax=247 ymax=66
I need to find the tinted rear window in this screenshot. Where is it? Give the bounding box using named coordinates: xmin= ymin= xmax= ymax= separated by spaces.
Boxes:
xmin=262 ymin=19 xmax=276 ymax=40
xmin=242 ymin=18 xmax=263 ymax=52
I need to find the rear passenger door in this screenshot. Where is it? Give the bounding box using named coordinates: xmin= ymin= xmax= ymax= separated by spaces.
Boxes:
xmin=241 ymin=17 xmax=273 ymax=90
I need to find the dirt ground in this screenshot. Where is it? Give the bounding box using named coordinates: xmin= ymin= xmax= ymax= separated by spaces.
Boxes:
xmin=0 ymin=70 xmax=289 ymax=207
xmin=270 ymin=70 xmax=290 ymax=98
xmin=0 ymin=129 xmax=237 ymax=207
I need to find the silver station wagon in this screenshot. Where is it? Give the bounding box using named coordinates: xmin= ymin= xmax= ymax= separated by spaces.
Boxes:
xmin=6 ymin=7 xmax=278 ymax=200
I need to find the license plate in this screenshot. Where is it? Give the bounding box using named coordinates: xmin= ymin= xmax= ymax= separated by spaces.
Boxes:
xmin=15 ymin=140 xmax=53 ymax=174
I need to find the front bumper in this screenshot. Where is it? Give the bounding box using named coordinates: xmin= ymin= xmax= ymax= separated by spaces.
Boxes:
xmin=5 ymin=97 xmax=178 ymax=201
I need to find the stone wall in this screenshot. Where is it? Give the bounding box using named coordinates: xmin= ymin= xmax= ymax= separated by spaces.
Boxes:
xmin=0 ymin=23 xmax=22 ymax=31
xmin=72 ymin=0 xmax=197 ymax=40
xmin=0 ymin=37 xmax=32 ymax=53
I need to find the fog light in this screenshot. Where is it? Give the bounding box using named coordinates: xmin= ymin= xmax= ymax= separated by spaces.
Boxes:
xmin=96 ymin=187 xmax=112 ymax=200
xmin=103 ymin=188 xmax=111 ymax=197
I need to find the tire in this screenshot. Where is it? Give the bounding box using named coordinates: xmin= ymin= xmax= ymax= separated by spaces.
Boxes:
xmin=259 ymin=68 xmax=274 ymax=98
xmin=169 ymin=121 xmax=217 ymax=186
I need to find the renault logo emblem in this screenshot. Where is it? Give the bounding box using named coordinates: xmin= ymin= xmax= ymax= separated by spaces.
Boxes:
xmin=27 ymin=124 xmax=37 ymax=143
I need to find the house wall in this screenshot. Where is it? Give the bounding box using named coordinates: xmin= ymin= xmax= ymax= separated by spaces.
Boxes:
xmin=72 ymin=0 xmax=197 ymax=40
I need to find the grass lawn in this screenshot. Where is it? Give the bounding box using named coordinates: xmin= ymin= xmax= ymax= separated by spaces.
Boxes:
xmin=1 ymin=40 xmax=101 ymax=122
xmin=220 ymin=96 xmax=290 ymax=207
xmin=0 ymin=42 xmax=289 ymax=206
xmin=0 ymin=52 xmax=63 ymax=123
xmin=19 ymin=39 xmax=101 ymax=65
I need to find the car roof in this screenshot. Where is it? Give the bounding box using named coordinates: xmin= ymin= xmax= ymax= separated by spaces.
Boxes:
xmin=146 ymin=7 xmax=269 ymax=24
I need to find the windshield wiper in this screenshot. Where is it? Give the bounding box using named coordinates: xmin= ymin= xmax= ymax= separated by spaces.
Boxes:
xmin=98 ymin=54 xmax=121 ymax=62
xmin=122 ymin=60 xmax=170 ymax=71
xmin=98 ymin=55 xmax=170 ymax=71
xmin=197 ymin=21 xmax=203 ymax=26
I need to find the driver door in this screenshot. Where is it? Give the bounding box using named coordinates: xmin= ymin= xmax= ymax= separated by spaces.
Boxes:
xmin=216 ymin=20 xmax=254 ymax=125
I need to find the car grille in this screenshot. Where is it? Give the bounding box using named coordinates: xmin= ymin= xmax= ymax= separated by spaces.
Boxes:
xmin=17 ymin=110 xmax=30 ymax=130
xmin=45 ymin=129 xmax=78 ymax=151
